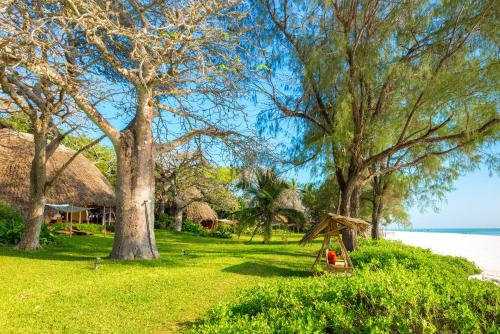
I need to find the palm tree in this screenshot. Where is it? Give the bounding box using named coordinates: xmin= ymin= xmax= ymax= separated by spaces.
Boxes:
xmin=235 ymin=170 xmax=306 ymax=243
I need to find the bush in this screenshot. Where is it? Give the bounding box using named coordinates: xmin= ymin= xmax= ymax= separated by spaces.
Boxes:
xmin=0 ymin=203 xmax=24 ymax=224
xmin=0 ymin=218 xmax=24 ymax=244
xmin=0 ymin=204 xmax=55 ymax=245
xmin=210 ymin=225 xmax=232 ymax=239
xmin=155 ymin=213 xmax=173 ymax=230
xmin=105 ymin=224 xmax=115 ymax=232
xmin=39 ymin=224 xmax=56 ymax=245
xmin=192 ymin=241 xmax=498 ymax=334
xmin=182 ymin=220 xmax=206 ymax=234
xmin=181 ymin=220 xmax=233 ymax=239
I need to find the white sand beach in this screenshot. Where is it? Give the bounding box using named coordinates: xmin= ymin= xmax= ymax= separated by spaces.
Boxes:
xmin=385 ymin=231 xmax=500 ymax=281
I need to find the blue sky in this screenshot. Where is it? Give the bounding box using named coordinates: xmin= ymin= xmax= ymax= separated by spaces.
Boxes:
xmin=403 ymin=168 xmax=500 ymax=229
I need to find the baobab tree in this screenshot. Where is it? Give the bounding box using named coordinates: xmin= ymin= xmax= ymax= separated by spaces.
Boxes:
xmin=0 ymin=0 xmax=249 ymax=259
xmin=255 ymin=0 xmax=499 ymax=250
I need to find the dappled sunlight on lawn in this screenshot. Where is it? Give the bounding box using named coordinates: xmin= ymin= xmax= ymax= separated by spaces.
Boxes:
xmin=0 ymin=230 xmax=317 ymax=333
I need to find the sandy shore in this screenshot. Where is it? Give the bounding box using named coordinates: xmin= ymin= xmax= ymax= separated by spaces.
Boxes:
xmin=385 ymin=231 xmax=500 ymax=281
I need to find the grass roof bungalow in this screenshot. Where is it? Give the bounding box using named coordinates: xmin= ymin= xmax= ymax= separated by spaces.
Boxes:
xmin=0 ymin=129 xmax=115 ymax=224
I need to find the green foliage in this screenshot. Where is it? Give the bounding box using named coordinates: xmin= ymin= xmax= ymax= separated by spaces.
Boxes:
xmin=236 ymin=170 xmax=306 ymax=243
xmin=39 ymin=224 xmax=56 ymax=245
xmin=105 ymin=224 xmax=115 ymax=232
xmin=0 ymin=113 xmax=31 ymax=132
xmin=0 ymin=204 xmax=24 ymax=225
xmin=154 ymin=213 xmax=173 ymax=230
xmin=0 ymin=219 xmax=24 ymax=245
xmin=210 ymin=225 xmax=232 ymax=239
xmin=182 ymin=220 xmax=206 ymax=234
xmin=0 ymin=204 xmax=55 ymax=245
xmin=192 ymin=241 xmax=498 ymax=334
xmin=0 ymin=204 xmax=24 ymax=244
xmin=181 ymin=220 xmax=233 ymax=239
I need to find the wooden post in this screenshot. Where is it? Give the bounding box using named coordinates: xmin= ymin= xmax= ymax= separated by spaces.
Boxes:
xmin=69 ymin=205 xmax=73 ymax=237
xmin=102 ymin=206 xmax=106 ymax=227
xmin=108 ymin=207 xmax=112 ymax=225
xmin=78 ymin=211 xmax=82 ymax=224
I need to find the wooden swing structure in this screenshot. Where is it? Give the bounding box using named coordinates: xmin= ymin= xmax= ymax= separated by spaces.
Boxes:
xmin=299 ymin=213 xmax=371 ymax=273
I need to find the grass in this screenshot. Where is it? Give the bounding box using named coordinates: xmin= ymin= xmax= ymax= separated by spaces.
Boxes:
xmin=0 ymin=227 xmax=317 ymax=333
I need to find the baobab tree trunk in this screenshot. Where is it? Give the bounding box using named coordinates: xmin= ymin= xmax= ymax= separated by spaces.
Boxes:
xmin=110 ymin=92 xmax=159 ymax=260
xmin=17 ymin=133 xmax=46 ymax=250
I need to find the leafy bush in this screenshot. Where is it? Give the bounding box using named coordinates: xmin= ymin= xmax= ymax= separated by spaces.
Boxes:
xmin=39 ymin=224 xmax=56 ymax=245
xmin=155 ymin=213 xmax=173 ymax=230
xmin=181 ymin=220 xmax=233 ymax=239
xmin=0 ymin=204 xmax=24 ymax=244
xmin=0 ymin=203 xmax=24 ymax=224
xmin=105 ymin=224 xmax=115 ymax=232
xmin=192 ymin=241 xmax=498 ymax=334
xmin=182 ymin=220 xmax=206 ymax=234
xmin=0 ymin=219 xmax=24 ymax=244
xmin=0 ymin=204 xmax=55 ymax=245
xmin=210 ymin=225 xmax=232 ymax=239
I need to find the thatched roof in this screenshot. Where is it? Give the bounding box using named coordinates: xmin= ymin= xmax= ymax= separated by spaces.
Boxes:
xmin=185 ymin=201 xmax=217 ymax=223
xmin=0 ymin=129 xmax=115 ymax=216
xmin=300 ymin=213 xmax=371 ymax=245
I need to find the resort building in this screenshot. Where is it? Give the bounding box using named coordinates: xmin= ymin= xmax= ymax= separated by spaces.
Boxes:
xmin=0 ymin=128 xmax=115 ymax=224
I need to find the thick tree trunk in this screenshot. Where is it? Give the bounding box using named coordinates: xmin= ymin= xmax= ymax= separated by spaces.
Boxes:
xmin=110 ymin=92 xmax=159 ymax=259
xmin=17 ymin=133 xmax=47 ymax=251
xmin=338 ymin=181 xmax=359 ymax=252
xmin=173 ymin=205 xmax=183 ymax=232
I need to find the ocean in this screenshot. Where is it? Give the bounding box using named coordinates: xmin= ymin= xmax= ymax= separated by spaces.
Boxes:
xmin=387 ymin=228 xmax=500 ymax=236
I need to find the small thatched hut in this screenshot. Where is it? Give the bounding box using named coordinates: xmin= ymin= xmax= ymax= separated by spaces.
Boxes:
xmin=181 ymin=186 xmax=218 ymax=229
xmin=0 ymin=129 xmax=115 ymax=222
xmin=185 ymin=201 xmax=218 ymax=229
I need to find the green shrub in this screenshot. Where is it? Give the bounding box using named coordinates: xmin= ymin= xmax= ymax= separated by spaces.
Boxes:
xmin=0 ymin=204 xmax=55 ymax=245
xmin=351 ymin=239 xmax=480 ymax=277
xmin=209 ymin=225 xmax=232 ymax=239
xmin=181 ymin=220 xmax=233 ymax=239
xmin=0 ymin=203 xmax=24 ymax=225
xmin=39 ymin=224 xmax=56 ymax=245
xmin=105 ymin=224 xmax=115 ymax=232
xmin=192 ymin=241 xmax=498 ymax=334
xmin=0 ymin=218 xmax=24 ymax=244
xmin=155 ymin=213 xmax=173 ymax=230
xmin=182 ymin=220 xmax=206 ymax=234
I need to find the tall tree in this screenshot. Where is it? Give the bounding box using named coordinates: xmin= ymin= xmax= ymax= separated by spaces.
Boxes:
xmin=0 ymin=62 xmax=101 ymax=250
xmin=1 ymin=0 xmax=249 ymax=259
xmin=254 ymin=0 xmax=499 ymax=250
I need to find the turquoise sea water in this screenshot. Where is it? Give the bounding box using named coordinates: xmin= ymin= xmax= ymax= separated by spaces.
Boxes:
xmin=388 ymin=228 xmax=500 ymax=236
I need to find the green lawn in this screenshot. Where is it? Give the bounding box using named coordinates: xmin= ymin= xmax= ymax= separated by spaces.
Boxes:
xmin=0 ymin=229 xmax=318 ymax=333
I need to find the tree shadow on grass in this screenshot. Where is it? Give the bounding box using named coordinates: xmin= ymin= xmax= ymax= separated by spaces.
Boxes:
xmin=222 ymin=261 xmax=310 ymax=278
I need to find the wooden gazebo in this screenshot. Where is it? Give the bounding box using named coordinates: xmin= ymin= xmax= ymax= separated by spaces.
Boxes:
xmin=299 ymin=213 xmax=371 ymax=273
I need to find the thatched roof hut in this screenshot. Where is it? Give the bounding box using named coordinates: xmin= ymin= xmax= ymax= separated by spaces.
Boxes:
xmin=182 ymin=186 xmax=218 ymax=228
xmin=300 ymin=213 xmax=371 ymax=246
xmin=185 ymin=201 xmax=218 ymax=223
xmin=0 ymin=129 xmax=115 ymax=217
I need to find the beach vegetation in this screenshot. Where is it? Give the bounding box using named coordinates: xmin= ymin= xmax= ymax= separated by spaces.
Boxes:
xmin=193 ymin=240 xmax=498 ymax=334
